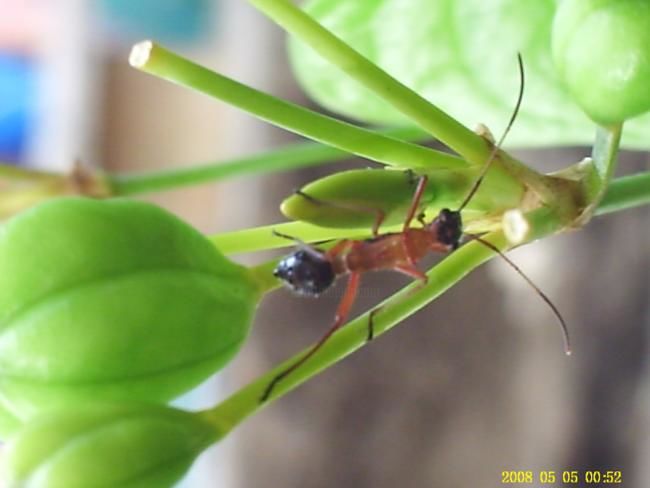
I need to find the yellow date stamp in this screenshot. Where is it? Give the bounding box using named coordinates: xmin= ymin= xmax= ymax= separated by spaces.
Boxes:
xmin=501 ymin=469 xmax=622 ymax=484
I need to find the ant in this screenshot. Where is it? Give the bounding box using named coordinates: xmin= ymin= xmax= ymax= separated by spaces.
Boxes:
xmin=262 ymin=54 xmax=570 ymax=403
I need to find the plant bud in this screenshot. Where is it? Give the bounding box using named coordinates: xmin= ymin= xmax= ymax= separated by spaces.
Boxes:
xmin=0 ymin=198 xmax=260 ymax=435
xmin=0 ymin=403 xmax=217 ymax=487
xmin=553 ymin=0 xmax=650 ymax=123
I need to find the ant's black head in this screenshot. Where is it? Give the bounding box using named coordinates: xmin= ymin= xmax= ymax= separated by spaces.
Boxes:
xmin=434 ymin=208 xmax=463 ymax=250
xmin=273 ymin=249 xmax=335 ymax=297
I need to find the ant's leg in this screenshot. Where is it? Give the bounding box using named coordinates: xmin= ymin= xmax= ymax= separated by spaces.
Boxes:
xmin=295 ymin=190 xmax=386 ymax=236
xmin=366 ymin=264 xmax=428 ymax=341
xmin=402 ymin=175 xmax=429 ymax=231
xmin=325 ymin=239 xmax=354 ymax=259
xmin=271 ymin=229 xmax=306 ymax=244
xmin=400 ymin=181 xmax=429 ymax=265
xmin=367 ymin=307 xmax=382 ymax=341
xmin=371 ymin=213 xmax=386 ymax=237
xmin=260 ymin=272 xmax=362 ymax=403
xmin=394 ymin=264 xmax=428 ymax=283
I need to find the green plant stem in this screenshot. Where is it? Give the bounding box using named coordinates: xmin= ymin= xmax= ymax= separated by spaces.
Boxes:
xmin=129 ymin=41 xmax=463 ymax=171
xmin=246 ymin=0 xmax=490 ymax=166
xmin=211 ymin=221 xmax=375 ymax=255
xmin=0 ymin=163 xmax=61 ymax=183
xmin=109 ymin=127 xmax=429 ymax=196
xmin=248 ymin=259 xmax=282 ymax=295
xmin=584 ymin=124 xmax=623 ymax=205
xmin=126 ymin=41 xmax=556 ymax=204
xmin=592 ymin=125 xmax=623 ymax=184
xmin=596 ymin=171 xmax=650 ymax=216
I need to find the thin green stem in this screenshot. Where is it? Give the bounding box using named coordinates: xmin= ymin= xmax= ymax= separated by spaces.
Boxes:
xmin=0 ymin=163 xmax=61 ymax=183
xmin=248 ymin=260 xmax=282 ymax=295
xmin=109 ymin=127 xmax=429 ymax=196
xmin=211 ymin=221 xmax=376 ymax=255
xmin=247 ymin=0 xmax=489 ymax=165
xmin=591 ymin=124 xmax=623 ymax=185
xmin=584 ymin=124 xmax=623 ymax=204
xmin=596 ymin=170 xmax=650 ymax=216
xmin=129 ymin=41 xmax=463 ymax=171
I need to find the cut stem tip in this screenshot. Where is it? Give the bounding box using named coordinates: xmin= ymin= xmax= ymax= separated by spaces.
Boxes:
xmin=129 ymin=40 xmax=153 ymax=68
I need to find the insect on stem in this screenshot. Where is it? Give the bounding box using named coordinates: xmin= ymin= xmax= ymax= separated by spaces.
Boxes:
xmin=264 ymin=53 xmax=569 ymax=404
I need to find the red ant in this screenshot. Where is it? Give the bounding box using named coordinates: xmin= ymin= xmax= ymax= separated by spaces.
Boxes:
xmin=262 ymin=54 xmax=570 ymax=402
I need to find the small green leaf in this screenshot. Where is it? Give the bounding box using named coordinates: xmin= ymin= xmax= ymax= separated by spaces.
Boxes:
xmin=0 ymin=198 xmax=260 ymax=435
xmin=289 ymin=0 xmax=650 ymax=148
xmin=0 ymin=403 xmax=216 ymax=488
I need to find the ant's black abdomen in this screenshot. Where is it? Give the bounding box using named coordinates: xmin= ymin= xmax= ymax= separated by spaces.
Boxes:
xmin=274 ymin=250 xmax=336 ymax=297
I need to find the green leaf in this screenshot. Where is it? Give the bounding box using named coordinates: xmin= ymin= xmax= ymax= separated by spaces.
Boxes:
xmin=0 ymin=403 xmax=216 ymax=488
xmin=289 ymin=0 xmax=650 ymax=149
xmin=0 ymin=198 xmax=260 ymax=435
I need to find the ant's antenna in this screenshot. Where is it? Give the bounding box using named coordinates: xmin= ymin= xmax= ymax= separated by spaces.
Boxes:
xmin=294 ymin=190 xmax=386 ymax=236
xmin=459 ymin=53 xmax=571 ymax=355
xmin=272 ymin=229 xmax=325 ymax=259
xmin=458 ymin=52 xmax=525 ymax=212
xmin=472 ymin=236 xmax=572 ymax=355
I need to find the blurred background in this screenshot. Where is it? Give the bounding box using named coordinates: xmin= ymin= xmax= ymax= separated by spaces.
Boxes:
xmin=0 ymin=0 xmax=648 ymax=486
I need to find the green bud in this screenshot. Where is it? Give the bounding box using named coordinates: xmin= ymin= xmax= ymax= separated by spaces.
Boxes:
xmin=282 ymin=169 xmax=477 ymax=229
xmin=279 ymin=168 xmax=504 ymax=230
xmin=0 ymin=198 xmax=260 ymax=435
xmin=281 ymin=169 xmax=427 ymax=229
xmin=552 ymin=0 xmax=650 ymax=123
xmin=0 ymin=403 xmax=217 ymax=487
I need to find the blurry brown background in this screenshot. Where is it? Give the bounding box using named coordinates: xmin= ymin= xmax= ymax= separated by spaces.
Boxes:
xmin=3 ymin=1 xmax=649 ymax=487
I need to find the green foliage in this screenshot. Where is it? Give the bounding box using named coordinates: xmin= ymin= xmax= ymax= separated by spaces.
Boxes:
xmin=289 ymin=0 xmax=650 ymax=148
xmin=0 ymin=1 xmax=648 ymax=485
xmin=0 ymin=403 xmax=216 ymax=488
xmin=553 ymin=0 xmax=650 ymax=124
xmin=0 ymin=198 xmax=260 ymax=435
